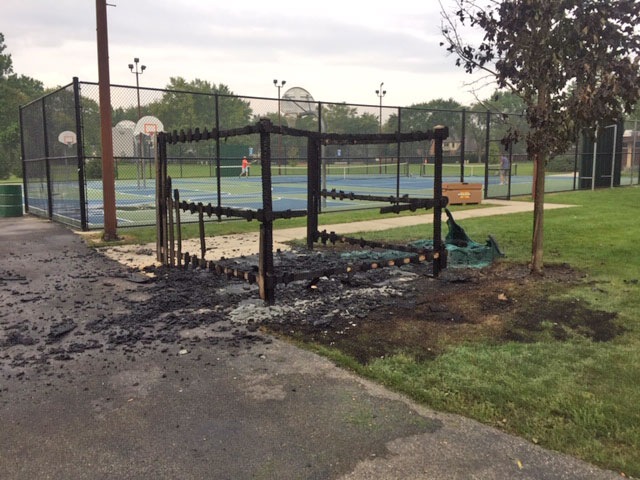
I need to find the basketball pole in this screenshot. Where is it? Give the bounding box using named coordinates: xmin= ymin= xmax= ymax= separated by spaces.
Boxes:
xmin=96 ymin=0 xmax=118 ymax=240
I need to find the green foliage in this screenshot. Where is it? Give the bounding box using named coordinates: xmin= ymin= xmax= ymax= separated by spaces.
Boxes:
xmin=387 ymin=98 xmax=465 ymax=138
xmin=0 ymin=33 xmax=44 ymax=179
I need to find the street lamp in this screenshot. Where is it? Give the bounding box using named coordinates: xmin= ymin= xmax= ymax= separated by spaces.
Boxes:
xmin=129 ymin=58 xmax=147 ymax=188
xmin=129 ymin=57 xmax=146 ymax=120
xmin=376 ymin=83 xmax=387 ymax=171
xmin=274 ymin=79 xmax=286 ymax=173
xmin=375 ymin=82 xmax=386 ymax=133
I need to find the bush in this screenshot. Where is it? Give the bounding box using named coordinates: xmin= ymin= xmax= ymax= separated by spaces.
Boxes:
xmin=84 ymin=158 xmax=102 ymax=180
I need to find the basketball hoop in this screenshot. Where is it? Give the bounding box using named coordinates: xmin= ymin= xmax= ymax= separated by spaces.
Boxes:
xmin=134 ymin=116 xmax=164 ymax=137
xmin=58 ymin=130 xmax=77 ymax=146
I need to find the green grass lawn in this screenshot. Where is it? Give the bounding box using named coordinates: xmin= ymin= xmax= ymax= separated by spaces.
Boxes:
xmin=0 ymin=176 xmax=22 ymax=184
xmin=298 ymin=186 xmax=640 ymax=476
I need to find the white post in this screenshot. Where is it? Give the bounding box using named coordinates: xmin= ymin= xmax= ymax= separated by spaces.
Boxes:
xmin=632 ymin=119 xmax=638 ymax=185
xmin=610 ymin=123 xmax=617 ymax=188
xmin=591 ymin=128 xmax=598 ymax=191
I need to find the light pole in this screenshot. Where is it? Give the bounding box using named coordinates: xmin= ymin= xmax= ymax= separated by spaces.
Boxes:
xmin=129 ymin=58 xmax=146 ymax=120
xmin=274 ymin=79 xmax=286 ymax=174
xmin=375 ymin=82 xmax=386 ymax=133
xmin=376 ymin=83 xmax=386 ymax=171
xmin=129 ymin=58 xmax=146 ymax=187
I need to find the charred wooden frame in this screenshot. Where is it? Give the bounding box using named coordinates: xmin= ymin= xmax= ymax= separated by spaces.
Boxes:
xmin=156 ymin=119 xmax=449 ymax=305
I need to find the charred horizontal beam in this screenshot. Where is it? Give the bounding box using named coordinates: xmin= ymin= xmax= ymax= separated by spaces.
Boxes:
xmin=178 ymin=200 xmax=306 ymax=222
xmin=316 ymin=230 xmax=435 ymax=256
xmin=274 ymin=252 xmax=433 ymax=284
xmin=182 ymin=252 xmax=258 ymax=284
xmin=160 ymin=123 xmax=448 ymax=146
xmin=320 ymin=189 xmax=443 ymax=207
xmin=379 ymin=197 xmax=448 ymax=213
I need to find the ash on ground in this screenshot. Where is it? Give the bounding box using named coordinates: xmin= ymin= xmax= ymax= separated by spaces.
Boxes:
xmin=0 ymin=247 xmax=434 ymax=373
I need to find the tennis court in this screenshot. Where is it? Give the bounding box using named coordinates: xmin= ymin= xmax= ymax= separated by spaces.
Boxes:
xmin=78 ymin=161 xmax=575 ymax=228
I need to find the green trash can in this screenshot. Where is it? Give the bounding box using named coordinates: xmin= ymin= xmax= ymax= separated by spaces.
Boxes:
xmin=0 ymin=184 xmax=24 ymax=217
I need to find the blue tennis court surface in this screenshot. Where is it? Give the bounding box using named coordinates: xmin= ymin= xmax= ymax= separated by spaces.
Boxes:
xmin=79 ymin=171 xmax=576 ymax=227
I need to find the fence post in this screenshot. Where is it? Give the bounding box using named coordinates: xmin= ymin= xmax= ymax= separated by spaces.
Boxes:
xmin=483 ymin=111 xmax=491 ymax=199
xmin=73 ymin=77 xmax=89 ymax=230
xmin=18 ymin=106 xmax=29 ymax=213
xmin=396 ymin=107 xmax=401 ymax=199
xmin=258 ymin=119 xmax=275 ymax=304
xmin=215 ymin=93 xmax=222 ymax=217
xmin=41 ymin=98 xmax=53 ymax=219
xmin=460 ymin=109 xmax=466 ymax=182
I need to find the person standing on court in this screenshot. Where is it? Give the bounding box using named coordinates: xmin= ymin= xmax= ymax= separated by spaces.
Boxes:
xmin=239 ymin=155 xmax=250 ymax=177
xmin=500 ymin=153 xmax=510 ymax=185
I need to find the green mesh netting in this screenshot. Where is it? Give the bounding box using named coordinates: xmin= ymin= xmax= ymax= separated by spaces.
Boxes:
xmin=340 ymin=209 xmax=503 ymax=269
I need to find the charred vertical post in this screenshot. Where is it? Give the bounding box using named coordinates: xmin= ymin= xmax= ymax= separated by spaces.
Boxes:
xmin=198 ymin=202 xmax=206 ymax=261
xmin=174 ymin=188 xmax=182 ymax=267
xmin=167 ymin=177 xmax=175 ymax=267
xmin=433 ymin=126 xmax=448 ymax=276
xmin=162 ymin=136 xmax=169 ymax=265
xmin=306 ymin=136 xmax=319 ymax=249
xmin=258 ymin=119 xmax=275 ymax=304
xmin=155 ymin=135 xmax=162 ymax=262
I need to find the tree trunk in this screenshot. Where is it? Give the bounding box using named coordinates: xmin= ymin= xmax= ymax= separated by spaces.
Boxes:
xmin=531 ymin=151 xmax=546 ymax=274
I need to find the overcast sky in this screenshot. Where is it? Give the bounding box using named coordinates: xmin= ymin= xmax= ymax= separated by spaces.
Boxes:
xmin=3 ymin=0 xmax=490 ymax=107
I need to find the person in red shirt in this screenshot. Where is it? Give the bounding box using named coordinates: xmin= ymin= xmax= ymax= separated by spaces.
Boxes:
xmin=239 ymin=156 xmax=250 ymax=177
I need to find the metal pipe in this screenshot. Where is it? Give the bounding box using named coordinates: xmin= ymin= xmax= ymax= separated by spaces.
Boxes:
xmin=95 ymin=0 xmax=117 ymax=239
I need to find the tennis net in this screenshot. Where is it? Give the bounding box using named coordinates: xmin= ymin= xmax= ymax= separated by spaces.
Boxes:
xmin=251 ymin=162 xmax=411 ymax=183
xmin=420 ymin=163 xmax=486 ymax=178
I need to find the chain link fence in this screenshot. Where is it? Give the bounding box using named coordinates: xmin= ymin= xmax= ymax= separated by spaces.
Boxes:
xmin=18 ymin=78 xmax=640 ymax=230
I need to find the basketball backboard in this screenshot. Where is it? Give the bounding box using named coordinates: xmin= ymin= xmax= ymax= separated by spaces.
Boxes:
xmin=134 ymin=116 xmax=164 ymax=137
xmin=58 ymin=130 xmax=77 ymax=146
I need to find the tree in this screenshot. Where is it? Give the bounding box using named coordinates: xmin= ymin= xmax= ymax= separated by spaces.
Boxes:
xmin=442 ymin=0 xmax=640 ymax=274
xmin=0 ymin=33 xmax=44 ymax=178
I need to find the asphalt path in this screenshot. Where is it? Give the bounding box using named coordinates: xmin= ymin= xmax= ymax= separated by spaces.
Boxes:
xmin=0 ymin=216 xmax=619 ymax=479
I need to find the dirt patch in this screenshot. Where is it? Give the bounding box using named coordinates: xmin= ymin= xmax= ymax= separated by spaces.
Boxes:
xmin=269 ymin=261 xmax=625 ymax=364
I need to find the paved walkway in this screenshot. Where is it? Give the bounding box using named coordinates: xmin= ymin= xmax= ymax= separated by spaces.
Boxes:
xmin=0 ymin=216 xmax=617 ymax=479
xmin=273 ymin=199 xmax=575 ymax=243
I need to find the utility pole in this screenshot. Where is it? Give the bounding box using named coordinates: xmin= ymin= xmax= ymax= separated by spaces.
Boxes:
xmin=274 ymin=79 xmax=286 ymax=175
xmin=96 ymin=0 xmax=117 ymax=240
